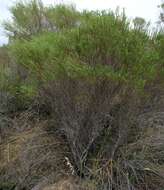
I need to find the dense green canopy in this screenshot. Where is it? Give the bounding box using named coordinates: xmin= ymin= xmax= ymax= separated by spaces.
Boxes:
xmin=4 ymin=0 xmax=163 ymax=92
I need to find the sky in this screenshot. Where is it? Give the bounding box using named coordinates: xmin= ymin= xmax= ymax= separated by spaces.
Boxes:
xmin=0 ymin=0 xmax=161 ymax=45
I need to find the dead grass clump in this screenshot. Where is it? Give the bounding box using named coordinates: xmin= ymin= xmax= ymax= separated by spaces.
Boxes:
xmin=86 ymin=110 xmax=164 ymax=190
xmin=0 ymin=111 xmax=72 ymax=190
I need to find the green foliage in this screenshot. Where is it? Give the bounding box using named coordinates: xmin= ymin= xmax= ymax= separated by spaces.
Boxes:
xmin=3 ymin=0 xmax=80 ymax=40
xmin=0 ymin=182 xmax=16 ymax=190
xmin=45 ymin=4 xmax=80 ymax=30
xmin=3 ymin=0 xmax=44 ymax=39
xmin=155 ymin=32 xmax=164 ymax=78
xmin=8 ymin=7 xmax=159 ymax=90
xmin=1 ymin=0 xmax=163 ymax=102
xmin=0 ymin=46 xmax=11 ymax=89
xmin=9 ymin=83 xmax=37 ymax=108
xmin=0 ymin=46 xmax=37 ymax=108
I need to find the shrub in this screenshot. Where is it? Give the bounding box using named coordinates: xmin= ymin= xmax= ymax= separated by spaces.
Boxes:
xmin=2 ymin=1 xmax=164 ymax=189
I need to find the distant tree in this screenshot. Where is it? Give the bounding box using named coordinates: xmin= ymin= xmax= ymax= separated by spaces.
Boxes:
xmin=158 ymin=2 xmax=164 ymax=23
xmin=3 ymin=0 xmax=45 ymax=40
xmin=133 ymin=17 xmax=148 ymax=31
xmin=3 ymin=0 xmax=80 ymax=41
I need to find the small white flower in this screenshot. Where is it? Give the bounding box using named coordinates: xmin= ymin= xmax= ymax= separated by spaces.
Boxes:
xmin=65 ymin=157 xmax=75 ymax=175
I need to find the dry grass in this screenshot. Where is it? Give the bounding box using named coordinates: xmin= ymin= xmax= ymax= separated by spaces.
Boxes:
xmin=0 ymin=111 xmax=72 ymax=190
xmin=0 ymin=82 xmax=164 ymax=190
